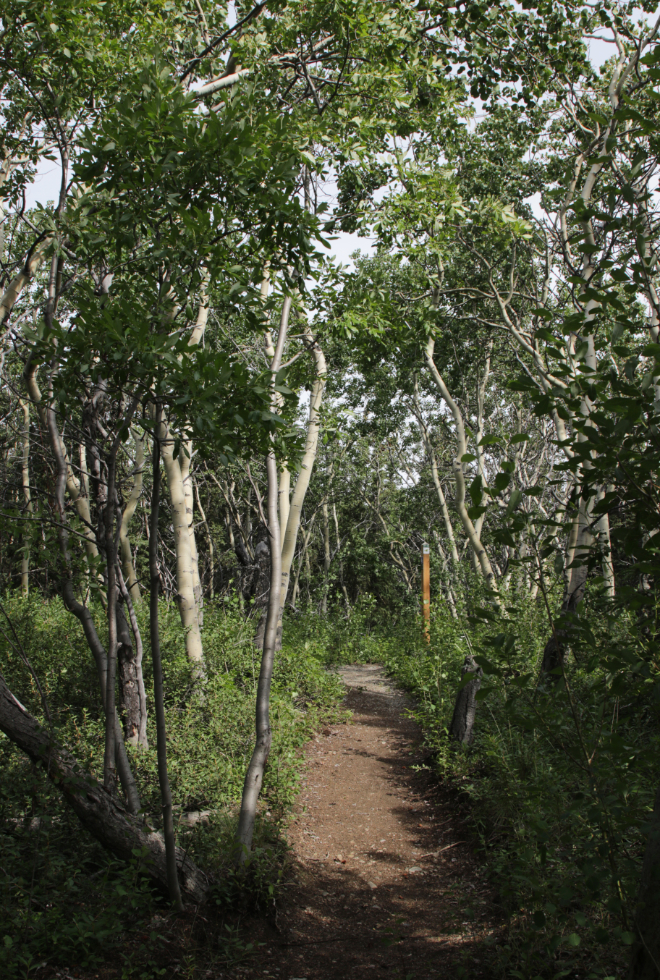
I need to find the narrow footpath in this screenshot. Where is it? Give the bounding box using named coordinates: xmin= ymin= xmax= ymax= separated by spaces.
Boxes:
xmin=256 ymin=665 xmax=498 ymax=980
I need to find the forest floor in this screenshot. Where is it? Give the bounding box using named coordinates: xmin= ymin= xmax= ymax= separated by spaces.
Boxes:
xmin=242 ymin=664 xmax=501 ymax=980
xmin=46 ymin=665 xmax=502 ymax=980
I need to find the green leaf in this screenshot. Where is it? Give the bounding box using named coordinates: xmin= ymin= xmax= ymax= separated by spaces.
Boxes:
xmin=506 ymin=489 xmax=523 ymax=516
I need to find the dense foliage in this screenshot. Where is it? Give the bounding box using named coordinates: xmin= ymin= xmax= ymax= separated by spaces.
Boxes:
xmin=2 ymin=0 xmax=660 ymax=977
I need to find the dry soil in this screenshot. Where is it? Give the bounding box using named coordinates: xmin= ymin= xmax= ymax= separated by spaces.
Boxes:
xmin=251 ymin=664 xmax=498 ymax=980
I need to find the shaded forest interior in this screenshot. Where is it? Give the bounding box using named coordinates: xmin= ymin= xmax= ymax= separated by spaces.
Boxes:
xmin=1 ymin=1 xmax=660 ymax=979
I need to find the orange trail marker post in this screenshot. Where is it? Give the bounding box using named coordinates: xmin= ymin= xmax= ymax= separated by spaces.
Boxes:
xmin=422 ymin=542 xmax=430 ymax=643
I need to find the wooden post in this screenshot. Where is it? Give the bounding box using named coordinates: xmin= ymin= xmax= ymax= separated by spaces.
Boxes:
xmin=422 ymin=542 xmax=430 ymax=643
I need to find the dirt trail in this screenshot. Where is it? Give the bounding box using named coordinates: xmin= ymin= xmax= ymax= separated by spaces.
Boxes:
xmin=257 ymin=664 xmax=496 ymax=980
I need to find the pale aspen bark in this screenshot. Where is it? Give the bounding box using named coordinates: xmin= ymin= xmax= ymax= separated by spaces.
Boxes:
xmin=291 ymin=514 xmax=317 ymax=609
xmin=322 ymin=499 xmax=330 ymax=615
xmin=332 ymin=503 xmax=351 ymax=614
xmin=25 ymin=362 xmax=100 ymax=568
xmin=412 ymin=385 xmax=459 ymax=566
xmin=432 ymin=529 xmax=458 ymax=618
xmin=236 ymin=288 xmax=288 ymax=863
xmin=19 ymin=398 xmax=32 ymax=595
xmin=119 ymin=429 xmax=145 ymax=604
xmin=159 ymin=421 xmax=205 ymax=682
xmin=424 ymin=337 xmax=500 ymax=602
xmin=279 ymin=466 xmax=291 ymax=541
xmin=473 ymin=342 xmax=493 ymax=543
xmin=0 ymin=238 xmax=52 ymax=325
xmin=152 ymin=282 xmax=209 ymax=676
xmin=595 ymin=489 xmax=615 ymax=599
xmin=194 ymin=478 xmax=214 ymax=599
xmin=279 ymin=317 xmax=326 ymax=614
xmin=180 ymin=442 xmax=203 ymax=625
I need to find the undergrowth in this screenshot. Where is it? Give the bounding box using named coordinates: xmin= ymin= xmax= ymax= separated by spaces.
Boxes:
xmin=0 ymin=593 xmax=344 ymax=978
xmin=289 ymin=584 xmax=660 ymax=980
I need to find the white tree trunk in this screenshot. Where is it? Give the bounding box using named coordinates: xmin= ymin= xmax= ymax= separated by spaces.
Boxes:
xmin=424 ymin=337 xmax=500 ymax=602
xmin=158 ymin=421 xmax=205 ymax=682
xmin=279 ymin=318 xmax=327 ymax=614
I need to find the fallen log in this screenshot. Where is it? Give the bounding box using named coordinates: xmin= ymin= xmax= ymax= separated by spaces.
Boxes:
xmin=0 ymin=674 xmax=209 ymax=903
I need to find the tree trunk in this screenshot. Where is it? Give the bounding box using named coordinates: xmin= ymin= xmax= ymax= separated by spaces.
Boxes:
xmin=116 ymin=600 xmax=143 ymax=747
xmin=541 ymin=500 xmax=592 ymax=678
xmin=278 ymin=316 xmax=326 ymax=620
xmin=194 ymin=478 xmax=214 ymax=599
xmin=322 ymin=499 xmax=330 ymax=615
xmin=159 ymin=421 xmax=205 ymax=684
xmin=236 ymin=301 xmax=288 ymax=862
xmin=180 ymin=440 xmax=203 ymax=625
xmin=0 ymin=673 xmax=208 ymax=903
xmin=629 ymin=783 xmax=660 ymax=980
xmin=19 ymin=398 xmax=32 ymax=595
xmin=150 ymin=407 xmax=184 ymax=910
xmin=425 ymin=337 xmax=500 ymax=604
xmin=119 ymin=428 xmax=145 ymax=604
xmin=449 ymin=655 xmax=483 ymax=745
xmin=117 ymin=564 xmax=148 ymax=749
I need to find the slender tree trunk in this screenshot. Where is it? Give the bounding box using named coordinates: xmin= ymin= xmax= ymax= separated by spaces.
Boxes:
xmin=156 ymin=279 xmax=208 ymax=676
xmin=117 ymin=564 xmax=148 ymax=748
xmin=541 ymin=499 xmax=592 ymax=677
xmin=424 ymin=337 xmax=500 ymax=603
xmin=278 ymin=316 xmax=326 ymax=619
xmin=412 ymin=386 xmax=460 ymax=567
xmin=36 ymin=345 xmax=140 ymax=809
xmin=236 ymin=303 xmax=288 ymax=862
xmin=291 ymin=515 xmax=316 ymax=609
xmin=159 ymin=420 xmax=205 ymax=684
xmin=194 ymin=478 xmax=214 ymax=600
xmin=180 ymin=441 xmax=203 ymax=625
xmin=101 ymin=398 xmax=140 ymax=792
xmin=19 ymin=398 xmax=32 ymax=595
xmin=150 ymin=408 xmax=184 ymax=910
xmin=279 ymin=466 xmax=291 ymax=541
xmin=322 ymin=499 xmax=330 ymax=615
xmin=119 ymin=428 xmax=145 ymax=604
xmin=473 ymin=341 xmax=493 ymax=544
xmin=0 ymin=672 xmax=207 ymax=902
xmin=332 ymin=503 xmax=350 ymax=614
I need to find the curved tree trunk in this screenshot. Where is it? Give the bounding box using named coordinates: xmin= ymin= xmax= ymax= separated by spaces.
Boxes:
xmin=425 ymin=337 xmax=500 ymax=604
xmin=0 ymin=673 xmax=208 ymax=903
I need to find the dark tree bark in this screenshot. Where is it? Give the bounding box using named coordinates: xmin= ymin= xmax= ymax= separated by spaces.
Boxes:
xmin=117 ymin=600 xmax=142 ymax=746
xmin=629 ymin=783 xmax=660 ymax=980
xmin=0 ymin=674 xmax=208 ymax=903
xmin=252 ymin=537 xmax=272 ymax=650
xmin=449 ymin=655 xmax=483 ymax=745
